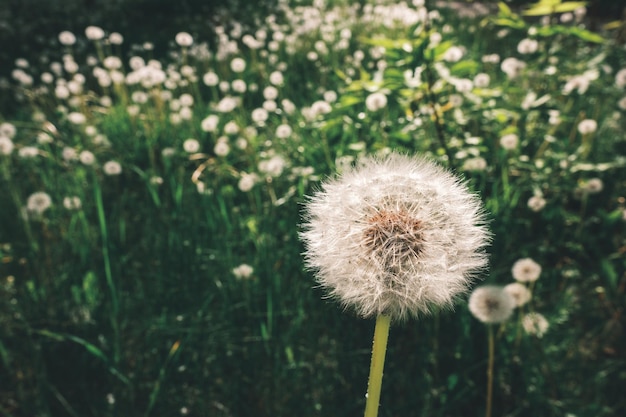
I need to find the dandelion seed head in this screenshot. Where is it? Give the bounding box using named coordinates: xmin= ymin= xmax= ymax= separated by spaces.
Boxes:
xmin=365 ymin=92 xmax=388 ymax=112
xmin=527 ymin=195 xmax=546 ymax=212
xmin=58 ymin=31 xmax=76 ymax=46
xmin=577 ymin=119 xmax=597 ymax=135
xmin=522 ymin=312 xmax=549 ymax=337
xmin=0 ymin=136 xmax=14 ymax=155
xmin=512 ymin=258 xmax=541 ymax=282
xmin=504 ymin=282 xmax=532 ymax=307
xmin=103 ymin=160 xmax=122 ymax=176
xmin=300 ymin=152 xmax=490 ymax=321
xmin=175 ymin=32 xmax=193 ymax=47
xmin=468 ymin=285 xmax=515 ymax=324
xmin=27 ymin=191 xmax=52 ymax=215
xmin=85 ymin=26 xmax=105 ymax=41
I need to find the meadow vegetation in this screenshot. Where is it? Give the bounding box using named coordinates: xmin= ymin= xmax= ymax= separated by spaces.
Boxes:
xmin=1 ymin=0 xmax=625 ymax=416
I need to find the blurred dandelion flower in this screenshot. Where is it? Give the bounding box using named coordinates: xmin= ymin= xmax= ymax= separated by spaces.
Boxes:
xmin=85 ymin=26 xmax=105 ymax=41
xmin=577 ymin=119 xmax=597 ymax=135
xmin=462 ymin=157 xmax=487 ymax=172
xmin=468 ymin=285 xmax=515 ymax=324
xmin=103 ymin=160 xmax=122 ymax=176
xmin=499 ymin=133 xmax=518 ymax=150
xmin=517 ymin=38 xmax=538 ymax=54
xmin=527 ymin=195 xmax=546 ymax=212
xmin=63 ymin=196 xmax=82 ymax=210
xmin=583 ymin=178 xmax=603 ymax=194
xmin=522 ymin=312 xmax=549 ymax=337
xmin=175 ymin=32 xmax=193 ymax=47
xmin=0 ymin=123 xmax=16 ymax=139
xmin=503 ymin=282 xmax=531 ymax=307
xmin=230 ymin=57 xmax=246 ymax=73
xmin=511 ymin=258 xmax=541 ymax=283
xmin=183 ymin=138 xmax=200 ymax=153
xmin=27 ymin=192 xmax=52 ymax=215
xmin=300 ymin=152 xmax=490 ymax=320
xmin=0 ymin=136 xmax=14 ymax=155
xmin=365 ymin=92 xmax=388 ymax=112
xmin=58 ymin=31 xmax=76 ymax=46
xmin=232 ymin=264 xmax=254 ymax=280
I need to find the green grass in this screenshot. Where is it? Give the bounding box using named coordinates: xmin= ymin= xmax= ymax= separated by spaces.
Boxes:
xmin=1 ymin=1 xmax=625 ymax=416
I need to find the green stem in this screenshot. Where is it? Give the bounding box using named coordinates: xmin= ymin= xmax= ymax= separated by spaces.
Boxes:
xmin=486 ymin=325 xmax=495 ymax=417
xmin=364 ymin=314 xmax=391 ymax=417
xmin=93 ymin=177 xmax=120 ymax=364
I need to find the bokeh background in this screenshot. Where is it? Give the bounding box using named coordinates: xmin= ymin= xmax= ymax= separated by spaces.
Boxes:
xmin=1 ymin=1 xmax=626 ymax=416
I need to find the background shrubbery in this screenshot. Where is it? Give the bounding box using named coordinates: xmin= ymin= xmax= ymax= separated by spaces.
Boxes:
xmin=1 ymin=1 xmax=626 ymax=416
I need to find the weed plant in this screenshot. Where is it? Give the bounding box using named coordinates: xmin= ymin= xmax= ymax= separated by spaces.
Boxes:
xmin=0 ymin=1 xmax=625 ymax=416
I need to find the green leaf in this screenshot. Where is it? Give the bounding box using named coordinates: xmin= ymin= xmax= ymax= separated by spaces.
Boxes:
xmin=449 ymin=60 xmax=480 ymax=77
xmin=600 ymin=259 xmax=618 ymax=290
xmin=34 ymin=329 xmax=130 ymax=384
xmin=83 ymin=271 xmax=99 ymax=308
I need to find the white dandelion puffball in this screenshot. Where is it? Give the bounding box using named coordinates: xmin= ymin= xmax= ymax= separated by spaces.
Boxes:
xmin=522 ymin=312 xmax=549 ymax=337
xmin=504 ymin=282 xmax=532 ymax=307
xmin=300 ymin=152 xmax=490 ymax=320
xmin=468 ymin=285 xmax=515 ymax=324
xmin=511 ymin=258 xmax=541 ymax=283
xmin=27 ymin=191 xmax=52 ymax=215
xmin=577 ymin=119 xmax=597 ymax=135
xmin=103 ymin=160 xmax=122 ymax=176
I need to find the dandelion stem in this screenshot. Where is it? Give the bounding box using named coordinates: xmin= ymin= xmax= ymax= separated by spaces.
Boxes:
xmin=364 ymin=314 xmax=391 ymax=417
xmin=486 ymin=324 xmax=495 ymax=417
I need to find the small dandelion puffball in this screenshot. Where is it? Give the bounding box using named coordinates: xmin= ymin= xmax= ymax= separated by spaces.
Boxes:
xmin=511 ymin=258 xmax=541 ymax=283
xmin=522 ymin=312 xmax=549 ymax=337
xmin=504 ymin=282 xmax=532 ymax=307
xmin=468 ymin=285 xmax=515 ymax=324
xmin=300 ymin=153 xmax=490 ymax=321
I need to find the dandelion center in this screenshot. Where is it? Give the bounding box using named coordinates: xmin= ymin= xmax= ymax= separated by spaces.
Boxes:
xmin=363 ymin=209 xmax=425 ymax=270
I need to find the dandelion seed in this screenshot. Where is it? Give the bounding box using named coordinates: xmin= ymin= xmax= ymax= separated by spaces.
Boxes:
xmin=300 ymin=152 xmax=490 ymax=320
xmin=522 ymin=312 xmax=549 ymax=337
xmin=468 ymin=285 xmax=515 ymax=324
xmin=27 ymin=192 xmax=52 ymax=215
xmin=503 ymin=282 xmax=532 ymax=307
xmin=511 ymin=258 xmax=541 ymax=283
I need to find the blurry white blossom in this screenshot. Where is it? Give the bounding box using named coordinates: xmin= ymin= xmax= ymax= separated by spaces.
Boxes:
xmin=512 ymin=258 xmax=541 ymax=283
